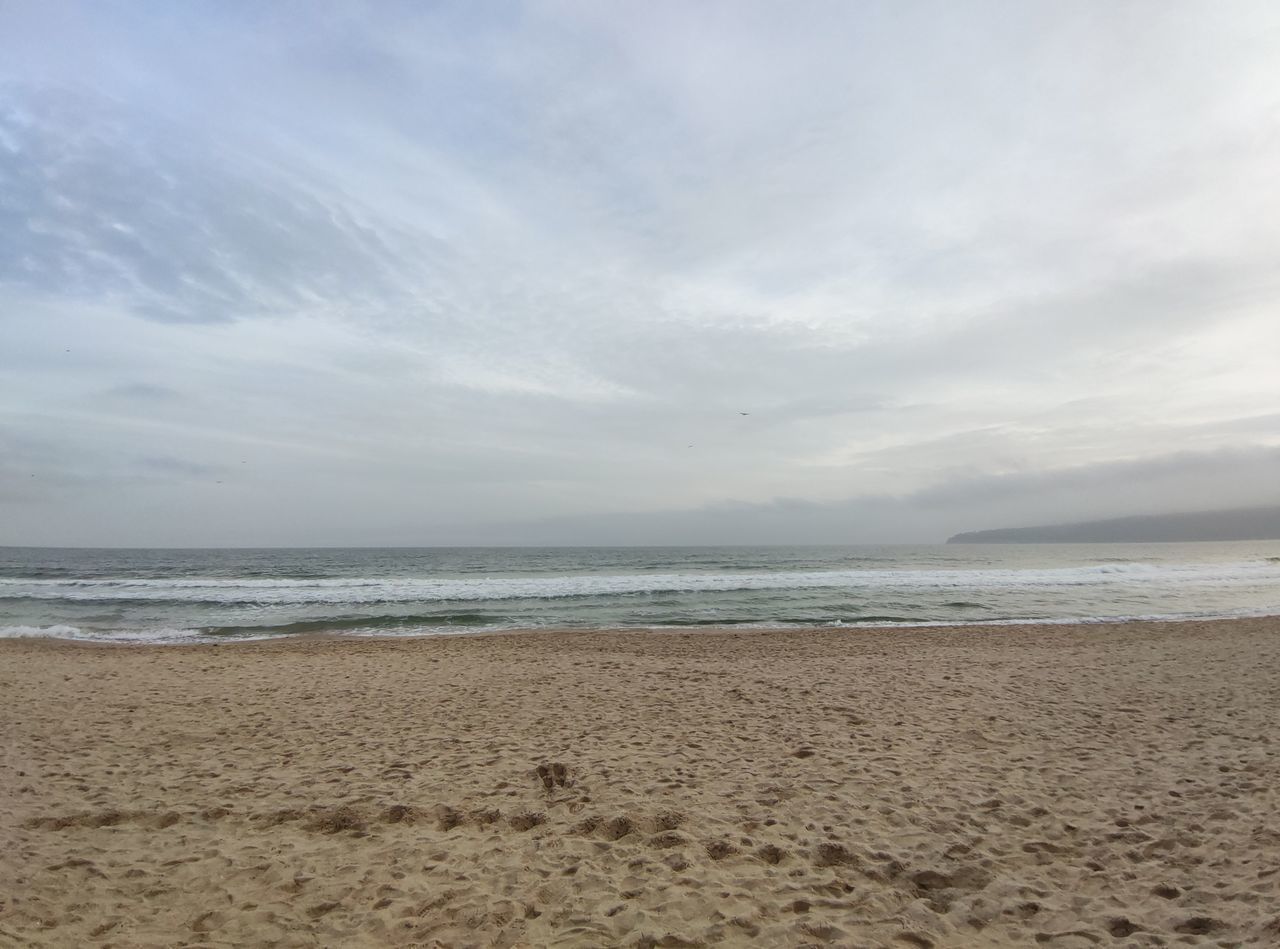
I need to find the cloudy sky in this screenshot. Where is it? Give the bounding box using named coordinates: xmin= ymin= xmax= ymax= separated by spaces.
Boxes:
xmin=2 ymin=1 xmax=1279 ymax=546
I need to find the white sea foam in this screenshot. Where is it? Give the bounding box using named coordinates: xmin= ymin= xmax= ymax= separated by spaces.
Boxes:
xmin=0 ymin=622 xmax=222 ymax=642
xmin=6 ymin=605 xmax=1280 ymax=645
xmin=0 ymin=623 xmax=209 ymax=643
xmin=0 ymin=623 xmax=85 ymax=638
xmin=2 ymin=559 xmax=1278 ymax=605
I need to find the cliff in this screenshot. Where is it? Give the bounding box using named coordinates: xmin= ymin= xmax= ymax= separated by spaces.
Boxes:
xmin=947 ymin=506 xmax=1280 ymax=543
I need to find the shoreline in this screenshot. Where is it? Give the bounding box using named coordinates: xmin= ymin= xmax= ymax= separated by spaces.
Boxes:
xmin=4 ymin=615 xmax=1279 ymax=946
xmin=6 ymin=609 xmax=1280 ymax=648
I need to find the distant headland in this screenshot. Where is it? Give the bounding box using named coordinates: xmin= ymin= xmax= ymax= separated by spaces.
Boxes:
xmin=947 ymin=505 xmax=1280 ymax=544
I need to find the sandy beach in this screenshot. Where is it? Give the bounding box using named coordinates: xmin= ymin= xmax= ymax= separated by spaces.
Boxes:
xmin=3 ymin=618 xmax=1279 ymax=948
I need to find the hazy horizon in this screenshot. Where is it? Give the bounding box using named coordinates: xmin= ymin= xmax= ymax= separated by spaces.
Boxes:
xmin=4 ymin=2 xmax=1280 ymax=547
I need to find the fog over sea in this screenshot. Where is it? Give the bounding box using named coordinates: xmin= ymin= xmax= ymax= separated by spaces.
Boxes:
xmin=1 ymin=542 xmax=1278 ymax=644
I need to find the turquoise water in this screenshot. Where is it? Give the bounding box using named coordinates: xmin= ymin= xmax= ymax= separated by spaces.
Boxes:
xmin=2 ymin=542 xmax=1280 ymax=643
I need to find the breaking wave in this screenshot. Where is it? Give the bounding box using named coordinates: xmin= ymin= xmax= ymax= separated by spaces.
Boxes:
xmin=3 ymin=559 xmax=1277 ymax=606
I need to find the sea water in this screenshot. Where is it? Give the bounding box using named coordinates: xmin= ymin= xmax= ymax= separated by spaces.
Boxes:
xmin=3 ymin=542 xmax=1280 ymax=643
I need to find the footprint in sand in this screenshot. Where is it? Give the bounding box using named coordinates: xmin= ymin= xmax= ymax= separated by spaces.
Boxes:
xmin=1173 ymin=916 xmax=1223 ymax=935
xmin=756 ymin=843 xmax=788 ymax=865
xmin=508 ymin=811 xmax=546 ymax=831
xmin=536 ymin=762 xmax=572 ymax=790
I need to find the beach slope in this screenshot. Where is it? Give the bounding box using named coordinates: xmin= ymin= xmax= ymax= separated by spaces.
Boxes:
xmin=3 ymin=618 xmax=1279 ymax=947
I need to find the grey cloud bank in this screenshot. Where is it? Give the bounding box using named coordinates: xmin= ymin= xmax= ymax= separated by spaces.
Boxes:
xmin=2 ymin=2 xmax=1279 ymax=546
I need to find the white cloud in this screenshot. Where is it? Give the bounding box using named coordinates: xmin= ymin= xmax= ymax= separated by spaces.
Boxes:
xmin=1 ymin=2 xmax=1279 ymax=544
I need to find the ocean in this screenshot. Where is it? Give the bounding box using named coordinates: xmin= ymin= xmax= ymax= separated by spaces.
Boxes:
xmin=3 ymin=541 xmax=1280 ymax=644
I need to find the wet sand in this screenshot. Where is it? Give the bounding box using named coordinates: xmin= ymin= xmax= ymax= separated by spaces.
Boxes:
xmin=3 ymin=618 xmax=1279 ymax=947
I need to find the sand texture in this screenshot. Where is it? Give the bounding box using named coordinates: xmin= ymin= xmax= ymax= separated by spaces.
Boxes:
xmin=3 ymin=618 xmax=1280 ymax=947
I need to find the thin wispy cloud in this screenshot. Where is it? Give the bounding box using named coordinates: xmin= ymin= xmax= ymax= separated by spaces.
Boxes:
xmin=2 ymin=2 xmax=1279 ymax=545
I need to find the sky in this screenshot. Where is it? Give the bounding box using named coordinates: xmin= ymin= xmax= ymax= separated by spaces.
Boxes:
xmin=2 ymin=1 xmax=1279 ymax=547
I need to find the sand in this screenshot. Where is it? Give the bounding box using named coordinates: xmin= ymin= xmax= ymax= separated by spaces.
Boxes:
xmin=2 ymin=618 xmax=1279 ymax=948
